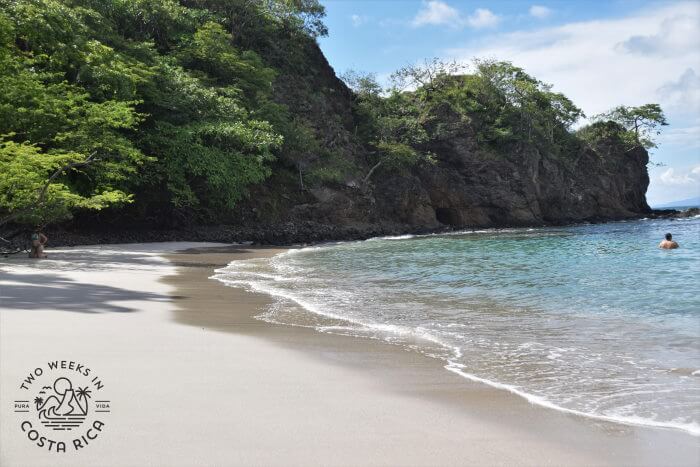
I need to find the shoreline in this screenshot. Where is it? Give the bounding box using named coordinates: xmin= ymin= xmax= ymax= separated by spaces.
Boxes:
xmin=4 ymin=207 xmax=697 ymax=250
xmin=164 ymin=244 xmax=699 ymax=465
xmin=175 ymin=242 xmax=700 ymax=438
xmin=1 ymin=242 xmax=698 ymax=466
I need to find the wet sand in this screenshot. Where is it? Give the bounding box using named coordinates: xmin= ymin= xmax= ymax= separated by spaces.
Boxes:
xmin=0 ymin=243 xmax=697 ymax=466
xmin=164 ymin=245 xmax=700 ymax=466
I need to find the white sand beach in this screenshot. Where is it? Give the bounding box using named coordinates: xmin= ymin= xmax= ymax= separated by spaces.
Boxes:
xmin=1 ymin=243 xmax=698 ymax=466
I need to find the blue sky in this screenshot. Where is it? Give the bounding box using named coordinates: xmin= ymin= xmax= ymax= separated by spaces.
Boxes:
xmin=317 ymin=1 xmax=700 ymax=206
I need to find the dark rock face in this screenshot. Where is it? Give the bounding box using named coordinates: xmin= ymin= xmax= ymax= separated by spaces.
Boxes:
xmin=262 ymin=135 xmax=652 ymax=237
xmin=250 ymin=42 xmax=653 ymax=233
xmin=354 ymin=122 xmax=650 ymax=231
xmin=649 ymin=207 xmax=700 ymax=219
xmin=373 ymin=143 xmax=651 ymax=229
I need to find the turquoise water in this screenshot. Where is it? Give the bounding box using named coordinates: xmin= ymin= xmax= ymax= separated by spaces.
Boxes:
xmin=214 ymin=216 xmax=700 ymax=435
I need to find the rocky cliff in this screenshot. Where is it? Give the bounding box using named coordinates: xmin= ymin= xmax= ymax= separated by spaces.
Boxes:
xmin=373 ymin=135 xmax=651 ymax=229
xmin=231 ymin=41 xmax=652 ymax=236
xmin=285 ymin=138 xmax=651 ymax=234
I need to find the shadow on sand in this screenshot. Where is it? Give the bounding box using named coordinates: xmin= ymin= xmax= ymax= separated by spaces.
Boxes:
xmin=0 ymin=272 xmax=169 ymax=313
xmin=0 ymin=248 xmax=173 ymax=313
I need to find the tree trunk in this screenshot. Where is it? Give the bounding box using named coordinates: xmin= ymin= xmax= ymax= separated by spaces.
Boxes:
xmin=363 ymin=160 xmax=383 ymax=184
xmin=298 ymin=164 xmax=305 ymax=191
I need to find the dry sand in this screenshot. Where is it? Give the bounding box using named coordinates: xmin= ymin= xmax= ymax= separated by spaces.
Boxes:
xmin=1 ymin=243 xmax=698 ymax=466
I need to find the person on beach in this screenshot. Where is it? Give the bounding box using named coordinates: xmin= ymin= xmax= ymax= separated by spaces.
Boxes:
xmin=659 ymin=233 xmax=679 ymax=249
xmin=29 ymin=228 xmax=48 ymax=258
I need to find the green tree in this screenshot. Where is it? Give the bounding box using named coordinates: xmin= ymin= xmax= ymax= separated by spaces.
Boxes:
xmin=140 ymin=119 xmax=281 ymax=212
xmin=593 ymin=104 xmax=668 ymax=149
xmin=264 ymin=0 xmax=328 ymax=37
xmin=471 ymin=59 xmax=584 ymax=145
xmin=363 ymin=141 xmax=433 ymax=184
xmin=390 ymin=58 xmax=466 ymax=102
xmin=341 ymin=70 xmax=383 ymax=142
xmin=1 ymin=0 xmax=310 ymax=224
xmin=177 ymin=21 xmax=276 ymax=105
xmin=0 ymin=140 xmax=131 ymax=226
xmin=346 ymin=59 xmax=587 ymax=184
xmin=342 ymin=70 xmax=435 ymax=183
xmin=0 ymin=5 xmax=145 ymax=226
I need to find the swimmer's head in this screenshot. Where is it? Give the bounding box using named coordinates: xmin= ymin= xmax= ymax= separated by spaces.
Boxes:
xmin=665 ymin=233 xmax=672 ymax=241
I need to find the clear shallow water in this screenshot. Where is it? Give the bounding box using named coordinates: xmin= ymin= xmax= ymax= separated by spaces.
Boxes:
xmin=213 ymin=217 xmax=700 ymax=436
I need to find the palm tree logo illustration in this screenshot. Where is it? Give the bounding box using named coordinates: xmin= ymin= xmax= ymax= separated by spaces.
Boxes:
xmin=36 ymin=377 xmax=90 ymax=430
xmin=76 ymin=386 xmax=92 ymax=402
xmin=33 ymin=396 xmax=44 ymax=409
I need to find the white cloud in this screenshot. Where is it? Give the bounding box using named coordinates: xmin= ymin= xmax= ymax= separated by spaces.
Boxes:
xmin=467 ymin=8 xmax=500 ymax=29
xmin=617 ymin=14 xmax=698 ymax=57
xmin=659 ymin=166 xmax=700 ymax=185
xmin=529 ymin=5 xmax=552 ymax=19
xmin=351 ymin=14 xmax=368 ymax=27
xmin=412 ymin=2 xmax=500 ymax=29
xmin=657 ymin=68 xmax=700 ymax=112
xmin=648 ymin=164 xmax=700 ymax=205
xmin=445 ymin=2 xmax=700 ymax=117
xmin=412 ymin=1 xmax=461 ymax=27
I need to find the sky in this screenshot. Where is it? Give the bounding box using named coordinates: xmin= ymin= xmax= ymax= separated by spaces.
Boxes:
xmin=317 ymin=1 xmax=700 ymax=206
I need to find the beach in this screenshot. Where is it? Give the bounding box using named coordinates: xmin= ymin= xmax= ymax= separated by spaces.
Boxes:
xmin=1 ymin=242 xmax=698 ymax=466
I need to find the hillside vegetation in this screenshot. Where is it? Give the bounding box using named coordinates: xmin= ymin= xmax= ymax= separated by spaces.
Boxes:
xmin=0 ymin=0 xmax=666 ymax=240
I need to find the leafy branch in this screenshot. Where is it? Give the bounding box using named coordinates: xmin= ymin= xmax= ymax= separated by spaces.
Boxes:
xmin=0 ymin=150 xmax=99 ymax=228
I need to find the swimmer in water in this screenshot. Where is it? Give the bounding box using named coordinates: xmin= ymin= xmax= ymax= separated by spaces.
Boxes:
xmin=659 ymin=232 xmax=679 ymax=249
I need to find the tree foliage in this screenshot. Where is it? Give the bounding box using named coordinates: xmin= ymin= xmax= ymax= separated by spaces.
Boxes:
xmin=0 ymin=140 xmax=130 ymax=226
xmin=0 ymin=0 xmax=325 ymax=225
xmin=0 ymin=4 xmax=144 ymax=225
xmin=390 ymin=58 xmax=466 ymax=97
xmin=342 ymin=70 xmax=436 ymax=182
xmin=344 ymin=58 xmax=667 ymax=185
xmin=344 ymin=59 xmax=592 ymax=182
xmin=590 ymin=104 xmax=668 ymax=150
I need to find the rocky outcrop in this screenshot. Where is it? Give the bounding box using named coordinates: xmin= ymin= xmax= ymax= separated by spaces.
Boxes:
xmin=371 ymin=142 xmax=651 ymax=229
xmin=255 ymin=131 xmax=652 ymax=235
xmin=244 ymin=41 xmax=653 ymax=233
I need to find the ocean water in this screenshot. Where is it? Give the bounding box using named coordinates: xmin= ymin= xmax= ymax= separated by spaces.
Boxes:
xmin=213 ymin=216 xmax=700 ymax=436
